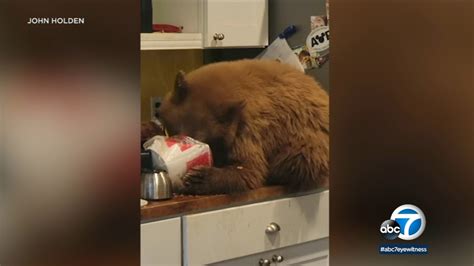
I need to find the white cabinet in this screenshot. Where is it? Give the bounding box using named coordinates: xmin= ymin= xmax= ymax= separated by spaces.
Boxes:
xmin=203 ymin=0 xmax=268 ymax=48
xmin=182 ymin=191 xmax=329 ymax=265
xmin=140 ymin=191 xmax=329 ymax=266
xmin=210 ymin=238 xmax=329 ymax=266
xmin=141 ymin=217 xmax=181 ymax=266
xmin=142 ymin=0 xmax=268 ymax=50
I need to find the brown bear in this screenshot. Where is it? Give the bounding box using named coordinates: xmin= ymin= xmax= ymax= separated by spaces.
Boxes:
xmin=157 ymin=59 xmax=329 ymax=195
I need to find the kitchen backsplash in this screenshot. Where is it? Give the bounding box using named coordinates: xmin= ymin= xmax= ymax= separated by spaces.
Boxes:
xmin=141 ymin=49 xmax=203 ymax=121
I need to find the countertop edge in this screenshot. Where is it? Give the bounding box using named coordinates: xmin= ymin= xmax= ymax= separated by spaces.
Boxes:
xmin=141 ymin=186 xmax=328 ymax=223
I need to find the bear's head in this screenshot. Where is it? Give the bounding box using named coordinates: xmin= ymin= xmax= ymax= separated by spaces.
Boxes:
xmin=157 ymin=71 xmax=245 ymax=149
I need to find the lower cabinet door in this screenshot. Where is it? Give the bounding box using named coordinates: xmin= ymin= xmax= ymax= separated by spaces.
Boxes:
xmin=141 ymin=217 xmax=181 ymax=266
xmin=210 ymin=238 xmax=329 ymax=266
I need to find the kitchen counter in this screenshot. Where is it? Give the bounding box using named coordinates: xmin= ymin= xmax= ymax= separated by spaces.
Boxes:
xmin=141 ymin=186 xmax=325 ymax=222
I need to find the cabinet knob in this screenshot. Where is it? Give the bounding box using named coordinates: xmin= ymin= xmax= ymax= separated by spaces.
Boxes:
xmin=259 ymin=258 xmax=271 ymax=266
xmin=213 ymin=33 xmax=225 ymax=40
xmin=265 ymin=222 xmax=280 ymax=234
xmin=272 ymin=255 xmax=284 ymax=263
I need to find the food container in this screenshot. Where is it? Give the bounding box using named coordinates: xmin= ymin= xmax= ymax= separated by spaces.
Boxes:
xmin=143 ymin=135 xmax=213 ymax=191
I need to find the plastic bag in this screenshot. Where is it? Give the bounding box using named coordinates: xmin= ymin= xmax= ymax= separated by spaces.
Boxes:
xmin=143 ymin=135 xmax=213 ymax=189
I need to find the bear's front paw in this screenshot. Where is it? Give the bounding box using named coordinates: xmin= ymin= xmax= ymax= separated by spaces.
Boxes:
xmin=181 ymin=166 xmax=222 ymax=195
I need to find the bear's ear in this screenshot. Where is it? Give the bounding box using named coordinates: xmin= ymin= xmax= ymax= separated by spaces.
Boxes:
xmin=171 ymin=70 xmax=188 ymax=104
xmin=217 ymin=100 xmax=246 ymax=124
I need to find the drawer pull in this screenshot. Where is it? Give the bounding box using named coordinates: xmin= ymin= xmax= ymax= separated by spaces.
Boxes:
xmin=259 ymin=258 xmax=271 ymax=266
xmin=265 ymin=222 xmax=280 ymax=234
xmin=272 ymin=255 xmax=284 ymax=262
xmin=213 ymin=33 xmax=225 ymax=40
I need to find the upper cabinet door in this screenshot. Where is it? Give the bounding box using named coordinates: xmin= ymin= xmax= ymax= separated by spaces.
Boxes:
xmin=204 ymin=0 xmax=268 ymax=48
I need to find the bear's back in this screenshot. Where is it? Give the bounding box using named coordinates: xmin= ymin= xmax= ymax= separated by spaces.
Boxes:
xmin=185 ymin=59 xmax=328 ymax=114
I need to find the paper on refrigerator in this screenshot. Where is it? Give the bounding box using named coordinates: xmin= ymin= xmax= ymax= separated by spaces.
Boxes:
xmin=256 ymin=38 xmax=305 ymax=72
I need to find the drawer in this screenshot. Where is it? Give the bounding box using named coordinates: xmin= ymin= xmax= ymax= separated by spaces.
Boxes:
xmin=141 ymin=217 xmax=181 ymax=266
xmin=211 ymin=237 xmax=329 ymax=266
xmin=183 ymin=190 xmax=329 ymax=265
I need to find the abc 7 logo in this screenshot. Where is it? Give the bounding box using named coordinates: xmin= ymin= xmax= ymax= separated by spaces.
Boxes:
xmin=380 ymin=204 xmax=426 ymax=240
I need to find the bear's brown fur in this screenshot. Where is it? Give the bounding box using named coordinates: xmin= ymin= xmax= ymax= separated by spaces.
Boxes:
xmin=158 ymin=59 xmax=329 ymax=195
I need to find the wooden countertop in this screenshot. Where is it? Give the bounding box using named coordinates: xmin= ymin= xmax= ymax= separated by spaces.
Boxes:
xmin=141 ymin=186 xmax=323 ymax=222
